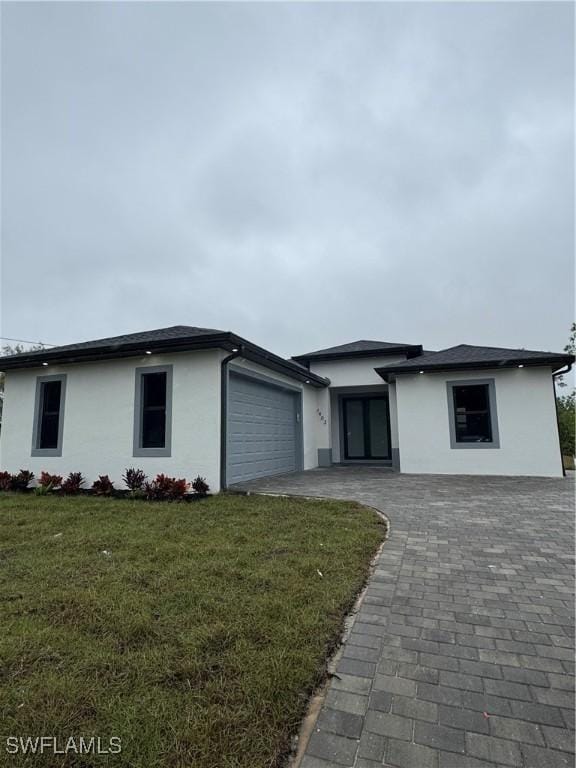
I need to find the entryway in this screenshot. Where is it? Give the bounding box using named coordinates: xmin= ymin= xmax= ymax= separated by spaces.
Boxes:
xmin=342 ymin=395 xmax=391 ymax=461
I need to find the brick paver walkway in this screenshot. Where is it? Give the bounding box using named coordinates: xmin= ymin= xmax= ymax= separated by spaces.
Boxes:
xmin=237 ymin=468 xmax=575 ymax=768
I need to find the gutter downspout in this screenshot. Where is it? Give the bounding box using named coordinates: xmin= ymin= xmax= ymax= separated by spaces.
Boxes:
xmin=220 ymin=346 xmax=243 ymax=490
xmin=552 ymin=363 xmax=573 ymax=478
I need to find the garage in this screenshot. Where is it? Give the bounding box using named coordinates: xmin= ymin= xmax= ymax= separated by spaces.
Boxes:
xmin=226 ymin=370 xmax=302 ymax=485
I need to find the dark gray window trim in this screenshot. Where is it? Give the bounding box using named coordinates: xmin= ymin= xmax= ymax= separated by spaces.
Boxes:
xmin=446 ymin=378 xmax=500 ymax=449
xmin=31 ymin=374 xmax=67 ymax=457
xmin=133 ymin=365 xmax=173 ymax=457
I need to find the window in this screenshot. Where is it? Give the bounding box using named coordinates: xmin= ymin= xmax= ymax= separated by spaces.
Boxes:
xmin=447 ymin=379 xmax=499 ymax=449
xmin=134 ymin=366 xmax=172 ymax=456
xmin=32 ymin=375 xmax=66 ymax=456
xmin=453 ymin=384 xmax=491 ymax=442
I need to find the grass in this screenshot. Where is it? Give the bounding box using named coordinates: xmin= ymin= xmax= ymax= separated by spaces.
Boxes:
xmin=0 ymin=492 xmax=384 ymax=768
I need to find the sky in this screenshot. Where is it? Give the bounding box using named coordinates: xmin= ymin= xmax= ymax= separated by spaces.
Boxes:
xmin=1 ymin=1 xmax=574 ymax=359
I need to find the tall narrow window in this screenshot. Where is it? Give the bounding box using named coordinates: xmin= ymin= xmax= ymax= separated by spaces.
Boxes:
xmin=39 ymin=380 xmax=62 ymax=448
xmin=32 ymin=375 xmax=66 ymax=456
xmin=142 ymin=372 xmax=167 ymax=448
xmin=447 ymin=379 xmax=499 ymax=449
xmin=134 ymin=366 xmax=173 ymax=456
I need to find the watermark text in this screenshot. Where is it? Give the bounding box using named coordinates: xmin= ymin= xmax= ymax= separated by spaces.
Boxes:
xmin=6 ymin=736 xmax=121 ymax=755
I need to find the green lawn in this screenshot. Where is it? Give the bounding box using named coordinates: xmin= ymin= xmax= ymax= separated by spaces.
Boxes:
xmin=0 ymin=492 xmax=384 ymax=768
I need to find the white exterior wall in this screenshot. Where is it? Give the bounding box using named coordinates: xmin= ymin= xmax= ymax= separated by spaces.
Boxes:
xmin=315 ymin=387 xmax=331 ymax=454
xmin=222 ymin=355 xmax=322 ymax=470
xmin=309 ymin=355 xmax=407 ymax=387
xmin=395 ymin=367 xmax=563 ymax=477
xmin=1 ymin=350 xmax=223 ymax=490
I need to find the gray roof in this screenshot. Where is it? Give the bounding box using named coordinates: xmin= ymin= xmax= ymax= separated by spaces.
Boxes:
xmin=7 ymin=325 xmax=225 ymax=358
xmin=375 ymin=344 xmax=574 ymax=376
xmin=0 ymin=325 xmax=329 ymax=386
xmin=293 ymin=339 xmax=422 ymax=362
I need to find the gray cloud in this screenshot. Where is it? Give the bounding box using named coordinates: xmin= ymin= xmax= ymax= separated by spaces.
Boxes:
xmin=1 ymin=2 xmax=573 ymax=357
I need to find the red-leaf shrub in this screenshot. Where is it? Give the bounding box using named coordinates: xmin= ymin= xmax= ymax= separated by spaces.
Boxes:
xmin=61 ymin=472 xmax=84 ymax=495
xmin=144 ymin=473 xmax=173 ymax=501
xmin=123 ymin=468 xmax=147 ymax=492
xmin=144 ymin=474 xmax=188 ymax=501
xmin=11 ymin=470 xmax=34 ymax=491
xmin=0 ymin=471 xmax=12 ymax=491
xmin=38 ymin=472 xmax=63 ymax=489
xmin=192 ymin=476 xmax=210 ymax=496
xmin=169 ymin=478 xmax=189 ymax=500
xmin=91 ymin=475 xmax=114 ymax=496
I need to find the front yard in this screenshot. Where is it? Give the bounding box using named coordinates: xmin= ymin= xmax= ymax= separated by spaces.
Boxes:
xmin=0 ymin=492 xmax=384 ymax=767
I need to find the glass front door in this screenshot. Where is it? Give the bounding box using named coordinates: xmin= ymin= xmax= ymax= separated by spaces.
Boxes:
xmin=342 ymin=396 xmax=391 ymax=461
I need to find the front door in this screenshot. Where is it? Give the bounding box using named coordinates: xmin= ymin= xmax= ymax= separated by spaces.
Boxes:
xmin=342 ymin=396 xmax=391 ymax=461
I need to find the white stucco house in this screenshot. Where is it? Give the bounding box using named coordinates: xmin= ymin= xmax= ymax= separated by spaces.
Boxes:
xmin=0 ymin=325 xmax=573 ymax=489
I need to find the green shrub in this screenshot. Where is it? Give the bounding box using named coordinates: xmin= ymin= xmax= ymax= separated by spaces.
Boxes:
xmin=557 ymin=391 xmax=575 ymax=457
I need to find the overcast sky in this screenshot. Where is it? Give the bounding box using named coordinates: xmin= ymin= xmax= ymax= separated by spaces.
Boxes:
xmin=1 ymin=2 xmax=573 ymax=358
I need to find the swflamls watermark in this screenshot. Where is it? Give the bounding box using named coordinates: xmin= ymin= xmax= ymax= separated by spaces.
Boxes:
xmin=6 ymin=736 xmax=121 ymax=755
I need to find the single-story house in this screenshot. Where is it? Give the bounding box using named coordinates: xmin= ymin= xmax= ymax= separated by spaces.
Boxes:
xmin=0 ymin=325 xmax=573 ymax=488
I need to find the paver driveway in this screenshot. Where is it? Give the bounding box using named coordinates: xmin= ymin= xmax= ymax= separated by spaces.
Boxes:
xmin=237 ymin=468 xmax=575 ymax=768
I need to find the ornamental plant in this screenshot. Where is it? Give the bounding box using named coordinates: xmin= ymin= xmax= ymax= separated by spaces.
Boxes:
xmin=0 ymin=471 xmax=12 ymax=491
xmin=38 ymin=472 xmax=63 ymax=490
xmin=123 ymin=468 xmax=147 ymax=493
xmin=168 ymin=478 xmax=189 ymax=500
xmin=192 ymin=476 xmax=210 ymax=496
xmin=11 ymin=470 xmax=34 ymax=491
xmin=61 ymin=472 xmax=84 ymax=495
xmin=91 ymin=475 xmax=115 ymax=496
xmin=144 ymin=474 xmax=188 ymax=501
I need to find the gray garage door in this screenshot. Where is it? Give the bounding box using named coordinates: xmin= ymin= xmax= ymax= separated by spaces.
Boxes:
xmin=227 ymin=372 xmax=301 ymax=485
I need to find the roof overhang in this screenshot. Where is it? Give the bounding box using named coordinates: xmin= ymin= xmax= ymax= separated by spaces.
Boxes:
xmin=375 ymin=354 xmax=575 ymax=382
xmin=293 ymin=344 xmax=423 ymax=365
xmin=0 ymin=332 xmax=330 ymax=388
